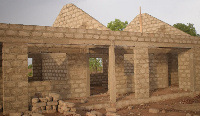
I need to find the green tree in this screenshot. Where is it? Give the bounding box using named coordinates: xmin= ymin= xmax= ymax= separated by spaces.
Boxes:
xmin=107 ymin=19 xmax=128 ymax=31
xmin=89 ymin=58 xmax=103 ymax=73
xmin=173 ymin=23 xmax=197 ymax=36
xmin=28 ymin=64 xmax=33 ymax=69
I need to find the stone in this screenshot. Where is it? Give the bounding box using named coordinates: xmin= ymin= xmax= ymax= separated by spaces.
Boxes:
xmin=61 ymin=106 xmax=70 ymax=112
xmin=39 ymin=98 xmax=47 ymax=102
xmin=32 ymin=98 xmax=39 ymax=103
xmin=52 ymin=105 xmax=57 ymax=110
xmin=149 ymin=108 xmax=159 ymax=113
xmin=41 ymin=106 xmax=45 ymax=110
xmin=81 ymin=98 xmax=88 ymax=103
xmin=46 ymin=110 xmax=56 ymax=113
xmin=59 ymin=100 xmax=64 ymax=105
xmin=106 ymin=107 xmax=116 ymax=113
xmin=9 ymin=113 xmax=23 ymax=116
xmin=46 ymin=105 xmax=52 ymax=110
xmin=47 ymin=101 xmax=58 ymax=106
xmin=86 ymin=112 xmax=96 ymax=116
xmin=63 ymin=111 xmax=75 ymax=115
xmin=63 ymin=102 xmax=75 ymax=107
xmin=127 ymin=106 xmax=134 ymax=110
xmin=58 ymin=108 xmax=64 ymax=113
xmin=161 ymin=110 xmax=166 ymax=113
xmin=106 ymin=112 xmax=117 ymax=116
xmin=32 ymin=102 xmax=47 ymax=107
xmin=49 ymin=93 xmax=61 ymax=101
xmin=70 ymin=107 xmax=76 ymax=112
xmin=91 ymin=111 xmax=103 ymax=116
xmin=186 ymin=113 xmax=192 ymax=116
xmin=46 ymin=96 xmax=53 ymax=102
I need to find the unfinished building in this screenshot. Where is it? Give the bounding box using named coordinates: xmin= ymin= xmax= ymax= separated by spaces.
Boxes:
xmin=0 ymin=3 xmax=200 ymax=115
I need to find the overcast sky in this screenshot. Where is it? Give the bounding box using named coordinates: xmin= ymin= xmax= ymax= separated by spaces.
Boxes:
xmin=0 ymin=0 xmax=199 ymax=34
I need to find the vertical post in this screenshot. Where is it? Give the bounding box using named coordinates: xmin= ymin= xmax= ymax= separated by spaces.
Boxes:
xmin=134 ymin=46 xmax=149 ymax=98
xmin=109 ymin=41 xmax=116 ymax=103
xmin=3 ymin=43 xmax=28 ymax=115
xmin=178 ymin=49 xmax=194 ymax=91
xmin=86 ymin=48 xmax=90 ymax=97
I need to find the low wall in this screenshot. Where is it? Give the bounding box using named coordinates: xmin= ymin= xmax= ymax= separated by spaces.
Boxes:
xmin=90 ymin=73 xmax=108 ymax=87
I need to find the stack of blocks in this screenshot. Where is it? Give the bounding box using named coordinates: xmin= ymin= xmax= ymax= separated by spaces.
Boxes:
xmin=58 ymin=100 xmax=80 ymax=116
xmin=32 ymin=93 xmax=60 ymax=113
xmin=31 ymin=93 xmax=81 ymax=115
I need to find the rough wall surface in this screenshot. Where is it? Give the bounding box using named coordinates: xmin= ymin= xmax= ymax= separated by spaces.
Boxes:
xmin=42 ymin=53 xmax=68 ymax=80
xmin=53 ymin=4 xmax=108 ymax=30
xmin=90 ymin=56 xmax=108 ymax=88
xmin=2 ymin=43 xmax=28 ymax=114
xmin=134 ymin=47 xmax=149 ymax=98
xmin=124 ymin=54 xmax=134 ymax=93
xmin=0 ymin=43 xmax=2 ymax=106
xmin=28 ymin=80 xmax=69 ymax=104
xmin=115 ymin=50 xmax=126 ymax=94
xmin=67 ymin=54 xmax=88 ymax=98
xmin=124 ymin=13 xmax=189 ymax=36
xmin=149 ymin=53 xmax=168 ymax=90
xmin=168 ymin=53 xmax=178 ymax=85
xmin=178 ymin=49 xmax=193 ymax=91
xmin=194 ymin=48 xmax=200 ymax=91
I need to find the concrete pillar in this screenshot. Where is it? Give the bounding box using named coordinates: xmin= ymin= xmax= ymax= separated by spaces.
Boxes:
xmin=86 ymin=53 xmax=90 ymax=97
xmin=108 ymin=42 xmax=116 ymax=103
xmin=134 ymin=47 xmax=149 ymax=98
xmin=178 ymin=49 xmax=195 ymax=91
xmin=2 ymin=43 xmax=28 ymax=115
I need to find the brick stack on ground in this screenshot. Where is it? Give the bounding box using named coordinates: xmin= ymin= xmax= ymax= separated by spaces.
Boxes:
xmin=32 ymin=93 xmax=81 ymax=115
xmin=58 ymin=100 xmax=80 ymax=116
xmin=32 ymin=93 xmax=60 ymax=113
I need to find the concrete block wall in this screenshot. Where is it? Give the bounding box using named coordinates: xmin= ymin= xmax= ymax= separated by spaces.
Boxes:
xmin=90 ymin=55 xmax=108 ymax=88
xmin=42 ymin=53 xmax=68 ymax=80
xmin=28 ymin=80 xmax=69 ymax=104
xmin=134 ymin=47 xmax=149 ymax=98
xmin=178 ymin=49 xmax=192 ymax=91
xmin=0 ymin=43 xmax=2 ymax=106
xmin=2 ymin=43 xmax=28 ymax=115
xmin=168 ymin=53 xmax=178 ymax=85
xmin=115 ymin=50 xmax=127 ymax=94
xmin=124 ymin=13 xmax=189 ymax=36
xmin=124 ymin=54 xmax=134 ymax=93
xmin=149 ymin=53 xmax=168 ymax=90
xmin=53 ymin=4 xmax=108 ymax=30
xmin=28 ymin=54 xmax=42 ymax=81
xmin=67 ymin=54 xmax=88 ymax=98
xmin=194 ymin=48 xmax=200 ymax=91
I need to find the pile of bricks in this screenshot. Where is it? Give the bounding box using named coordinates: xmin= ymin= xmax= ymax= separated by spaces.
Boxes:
xmin=31 ymin=93 xmax=60 ymax=113
xmin=31 ymin=93 xmax=80 ymax=115
xmin=58 ymin=100 xmax=80 ymax=116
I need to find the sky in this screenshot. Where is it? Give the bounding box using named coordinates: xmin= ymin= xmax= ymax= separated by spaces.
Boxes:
xmin=0 ymin=0 xmax=199 ymax=34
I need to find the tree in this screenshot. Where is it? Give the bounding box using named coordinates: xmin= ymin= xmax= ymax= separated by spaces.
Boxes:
xmin=173 ymin=23 xmax=197 ymax=36
xmin=107 ymin=19 xmax=128 ymax=31
xmin=89 ymin=58 xmax=103 ymax=73
xmin=28 ymin=64 xmax=33 ymax=69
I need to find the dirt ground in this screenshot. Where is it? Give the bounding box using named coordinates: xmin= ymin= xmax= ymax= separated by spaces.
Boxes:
xmin=43 ymin=86 xmax=200 ymax=116
xmin=42 ymin=94 xmax=200 ymax=116
xmin=1 ymin=86 xmax=200 ymax=116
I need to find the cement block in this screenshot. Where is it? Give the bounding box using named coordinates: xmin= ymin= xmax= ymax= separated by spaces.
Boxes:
xmin=47 ymin=101 xmax=58 ymax=106
xmin=32 ymin=102 xmax=46 ymax=107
